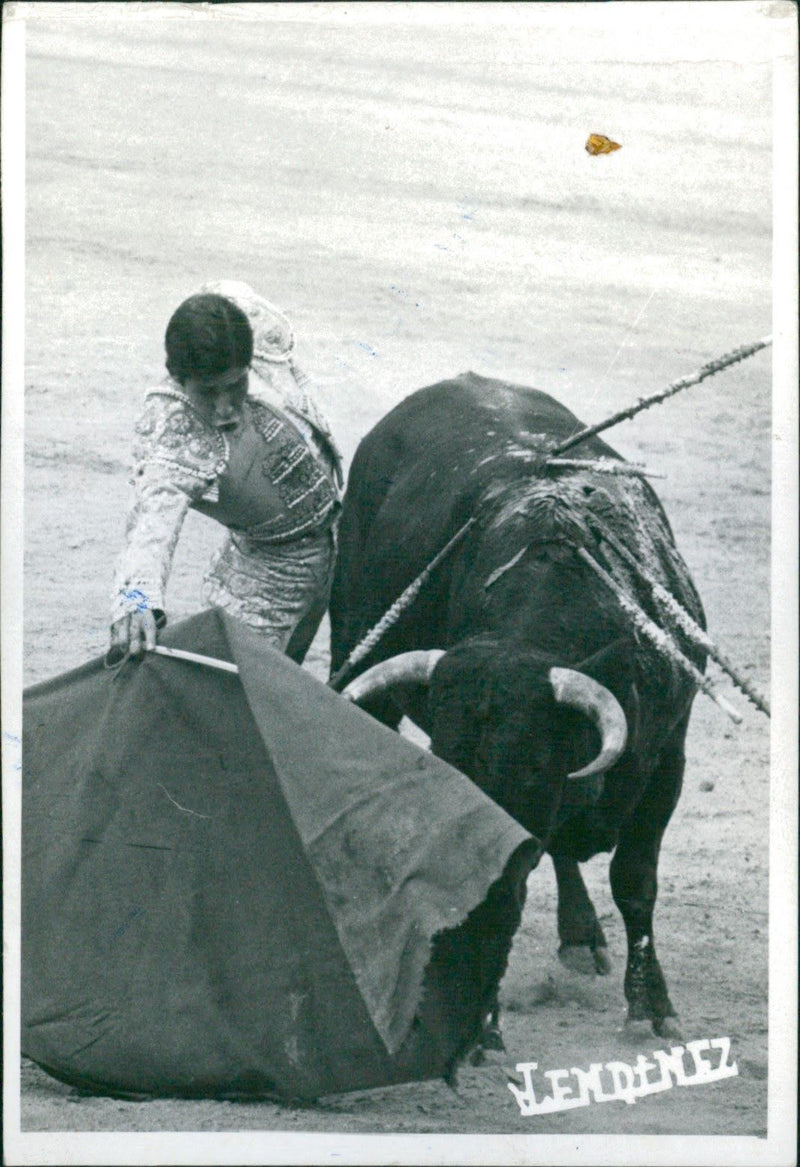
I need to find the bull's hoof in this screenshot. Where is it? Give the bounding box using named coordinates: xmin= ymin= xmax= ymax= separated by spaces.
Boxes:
xmin=481 ymin=1025 xmax=505 ymax=1052
xmin=623 ymin=1017 xmax=654 ymax=1039
xmin=468 ymin=1045 xmax=486 ymax=1066
xmin=558 ymin=943 xmax=611 ymax=976
xmin=652 ymin=1015 xmax=684 ymax=1041
xmin=593 ymin=946 xmax=612 ymax=975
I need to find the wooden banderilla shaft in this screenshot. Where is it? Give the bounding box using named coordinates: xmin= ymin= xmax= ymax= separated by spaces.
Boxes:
xmin=577 ymin=547 xmax=742 ymax=724
xmin=328 ymin=517 xmax=476 ymax=692
xmin=553 ymin=336 xmax=772 ymax=456
xmin=590 ymin=522 xmax=770 ymax=717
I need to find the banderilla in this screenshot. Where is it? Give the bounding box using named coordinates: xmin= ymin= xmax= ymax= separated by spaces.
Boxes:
xmin=553 ymin=335 xmax=772 ymax=456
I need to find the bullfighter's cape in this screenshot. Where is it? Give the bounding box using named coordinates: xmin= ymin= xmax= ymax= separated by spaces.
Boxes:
xmin=22 ymin=610 xmax=538 ymax=1101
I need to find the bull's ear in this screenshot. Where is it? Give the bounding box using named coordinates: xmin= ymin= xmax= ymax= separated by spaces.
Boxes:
xmin=576 ymin=637 xmax=635 ymax=693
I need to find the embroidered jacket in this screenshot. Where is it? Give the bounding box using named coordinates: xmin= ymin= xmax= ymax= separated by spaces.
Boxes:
xmin=199 ymin=279 xmax=344 ymax=489
xmin=111 ymin=381 xmax=339 ymax=625
xmin=252 ymin=361 xmax=344 ymax=490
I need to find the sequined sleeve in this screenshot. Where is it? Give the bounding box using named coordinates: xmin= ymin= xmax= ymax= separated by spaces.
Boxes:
xmin=110 ymin=393 xmax=227 ymax=625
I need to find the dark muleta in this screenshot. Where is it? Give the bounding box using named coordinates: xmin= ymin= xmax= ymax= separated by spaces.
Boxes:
xmin=22 ymin=609 xmax=538 ymax=1101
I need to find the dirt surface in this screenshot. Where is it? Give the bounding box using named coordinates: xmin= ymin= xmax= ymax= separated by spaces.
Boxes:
xmin=16 ymin=3 xmax=777 ymax=1150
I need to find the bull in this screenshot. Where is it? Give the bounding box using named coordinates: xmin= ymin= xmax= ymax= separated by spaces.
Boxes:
xmin=330 ymin=372 xmax=706 ymax=1042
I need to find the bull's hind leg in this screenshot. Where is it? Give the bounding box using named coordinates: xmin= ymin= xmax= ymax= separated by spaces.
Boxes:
xmin=552 ymin=855 xmax=611 ymax=975
xmin=609 ymin=728 xmax=687 ymax=1038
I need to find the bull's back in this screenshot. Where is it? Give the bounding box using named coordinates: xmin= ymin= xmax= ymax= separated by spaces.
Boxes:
xmin=344 ymin=373 xmax=620 ymax=530
xmin=357 ymin=373 xmax=617 ymax=469
xmin=331 ymin=375 xmax=622 ymax=664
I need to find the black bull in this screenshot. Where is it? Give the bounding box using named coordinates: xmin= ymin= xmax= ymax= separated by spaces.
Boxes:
xmin=330 ymin=372 xmax=707 ymax=1040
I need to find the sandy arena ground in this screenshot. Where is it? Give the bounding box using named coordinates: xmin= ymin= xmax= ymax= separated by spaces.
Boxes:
xmin=14 ymin=1 xmax=780 ymax=1149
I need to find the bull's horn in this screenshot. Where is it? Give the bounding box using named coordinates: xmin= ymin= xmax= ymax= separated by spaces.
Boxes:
xmin=548 ymin=667 xmax=628 ymax=779
xmin=342 ymin=650 xmax=446 ymax=705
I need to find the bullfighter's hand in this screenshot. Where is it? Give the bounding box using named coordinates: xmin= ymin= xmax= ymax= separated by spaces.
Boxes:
xmin=110 ymin=609 xmax=158 ymax=658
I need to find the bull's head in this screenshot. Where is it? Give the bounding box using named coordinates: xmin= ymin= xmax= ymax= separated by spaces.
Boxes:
xmin=342 ymin=638 xmax=630 ymax=841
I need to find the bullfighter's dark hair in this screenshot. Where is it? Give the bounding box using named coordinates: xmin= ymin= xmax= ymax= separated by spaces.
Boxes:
xmin=165 ymin=293 xmax=253 ymax=382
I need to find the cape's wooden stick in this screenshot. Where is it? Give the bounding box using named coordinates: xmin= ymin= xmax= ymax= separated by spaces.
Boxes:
xmin=150 ymin=645 xmax=240 ymax=674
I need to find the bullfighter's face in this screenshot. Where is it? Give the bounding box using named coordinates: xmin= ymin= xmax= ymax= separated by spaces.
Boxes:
xmin=182 ymin=365 xmax=249 ymax=430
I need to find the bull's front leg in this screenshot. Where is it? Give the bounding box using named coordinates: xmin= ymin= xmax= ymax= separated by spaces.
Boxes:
xmin=551 ymin=854 xmax=611 ymax=975
xmin=468 ymin=994 xmax=505 ymax=1064
xmin=467 ymin=857 xmax=531 ymax=1065
xmin=609 ymin=737 xmax=686 ymax=1039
